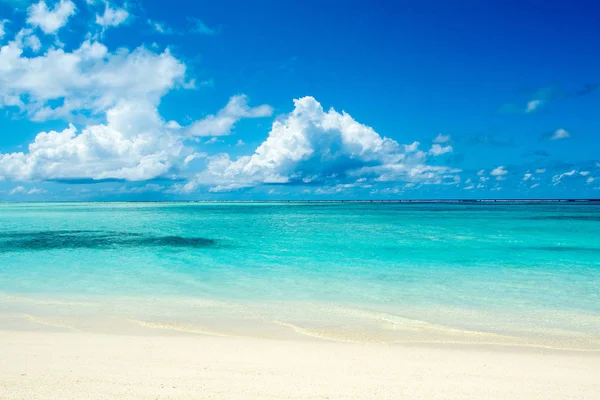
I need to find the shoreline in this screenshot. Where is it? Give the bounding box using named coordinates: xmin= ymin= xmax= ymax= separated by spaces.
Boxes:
xmin=2 ymin=292 xmax=599 ymax=352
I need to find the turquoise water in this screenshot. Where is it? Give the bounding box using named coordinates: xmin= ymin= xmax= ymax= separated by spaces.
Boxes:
xmin=1 ymin=202 xmax=599 ymax=347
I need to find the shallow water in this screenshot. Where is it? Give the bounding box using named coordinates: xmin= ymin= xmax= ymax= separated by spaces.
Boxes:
xmin=0 ymin=202 xmax=599 ymax=348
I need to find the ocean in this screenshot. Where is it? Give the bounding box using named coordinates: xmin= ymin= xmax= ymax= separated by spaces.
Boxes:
xmin=1 ymin=202 xmax=598 ymax=349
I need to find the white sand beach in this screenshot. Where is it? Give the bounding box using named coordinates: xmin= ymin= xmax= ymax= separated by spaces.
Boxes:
xmin=1 ymin=330 xmax=599 ymax=400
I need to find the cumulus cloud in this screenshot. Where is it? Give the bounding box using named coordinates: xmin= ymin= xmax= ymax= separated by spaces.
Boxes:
xmin=490 ymin=165 xmax=508 ymax=180
xmin=0 ymin=1 xmax=202 ymax=184
xmin=27 ymin=0 xmax=76 ymax=34
xmin=95 ymin=4 xmax=129 ymax=28
xmin=0 ymin=99 xmax=190 ymax=182
xmin=404 ymin=141 xmax=419 ymax=153
xmin=178 ymin=96 xmax=459 ymax=192
xmin=188 ymin=95 xmax=273 ymax=137
xmin=0 ymin=37 xmax=187 ymax=120
xmin=428 ymin=143 xmax=452 ymax=156
xmin=535 ymin=168 xmax=546 ymax=173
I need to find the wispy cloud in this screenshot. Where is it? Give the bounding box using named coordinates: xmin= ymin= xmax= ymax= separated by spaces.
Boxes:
xmin=502 ymin=83 xmax=598 ymax=115
xmin=189 ymin=17 xmax=219 ymax=35
xmin=541 ymin=128 xmax=570 ymax=141
xmin=148 ymin=19 xmax=174 ymax=35
xmin=433 ymin=133 xmax=450 ymax=143
xmin=552 ymin=170 xmax=577 ymax=185
xmin=525 ymin=99 xmax=543 ymax=113
xmin=9 ymin=186 xmax=46 ymax=195
xmin=0 ymin=19 xmax=8 ymax=38
xmin=572 ymin=83 xmax=598 ymax=97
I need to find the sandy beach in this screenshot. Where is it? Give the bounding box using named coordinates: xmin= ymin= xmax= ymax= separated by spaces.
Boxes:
xmin=1 ymin=330 xmax=599 ymax=400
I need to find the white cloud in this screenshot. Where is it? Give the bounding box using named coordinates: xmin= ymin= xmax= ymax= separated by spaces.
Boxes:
xmin=188 ymin=95 xmax=273 ymax=137
xmin=6 ymin=184 xmax=45 ymax=195
xmin=189 ymin=18 xmax=218 ymax=35
xmin=24 ymin=34 xmax=41 ymax=51
xmin=552 ymin=170 xmax=577 ymax=185
xmin=96 ymin=4 xmax=129 ymax=28
xmin=535 ymin=168 xmax=546 ymax=174
xmin=0 ymin=38 xmax=187 ymax=120
xmin=404 ymin=141 xmax=419 ymax=153
xmin=550 ymin=128 xmax=570 ymax=140
xmin=530 ymin=183 xmax=540 ymax=189
xmin=27 ymin=0 xmax=76 ymax=34
xmin=205 ymin=137 xmax=221 ymax=145
xmin=579 ymin=171 xmax=590 ymax=176
xmin=433 ymin=133 xmax=450 ymax=143
xmin=9 ymin=185 xmax=25 ymax=195
xmin=490 ymin=166 xmax=508 ymax=176
xmin=236 ymin=139 xmax=245 ymax=147
xmin=27 ymin=187 xmax=46 ymax=194
xmin=523 ymin=172 xmax=533 ymax=181
xmin=477 ymin=169 xmax=485 ymax=176
xmin=0 ymin=19 xmax=8 ymax=39
xmin=179 ymin=96 xmax=459 ymax=192
xmin=490 ymin=166 xmax=508 ymax=180
xmin=464 ymin=185 xmax=474 ymax=190
xmin=525 ymin=99 xmax=542 ymax=113
xmin=0 ymin=4 xmax=200 ymax=184
xmin=149 ymin=19 xmax=173 ymax=35
xmin=587 ymin=177 xmax=595 ymax=184
xmin=428 ymin=143 xmax=452 ymax=156
xmin=12 ymin=28 xmax=42 ymax=52
xmin=0 ymin=99 xmax=190 ymax=182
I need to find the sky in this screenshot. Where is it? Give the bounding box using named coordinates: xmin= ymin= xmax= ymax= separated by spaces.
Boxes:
xmin=0 ymin=0 xmax=598 ymax=201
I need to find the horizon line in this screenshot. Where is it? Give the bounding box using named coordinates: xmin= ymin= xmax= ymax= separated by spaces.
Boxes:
xmin=1 ymin=198 xmax=600 ymax=204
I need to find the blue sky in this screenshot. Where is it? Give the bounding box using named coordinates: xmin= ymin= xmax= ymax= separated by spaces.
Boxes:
xmin=0 ymin=0 xmax=598 ymax=201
